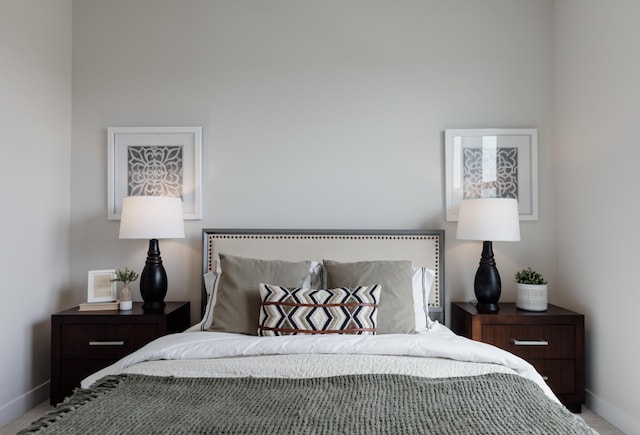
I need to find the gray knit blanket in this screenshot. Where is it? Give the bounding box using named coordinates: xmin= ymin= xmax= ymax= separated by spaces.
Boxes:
xmin=20 ymin=373 xmax=596 ymax=434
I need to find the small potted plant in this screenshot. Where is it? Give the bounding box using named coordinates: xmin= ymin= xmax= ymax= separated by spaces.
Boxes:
xmin=111 ymin=267 xmax=139 ymax=310
xmin=514 ymin=267 xmax=548 ymax=311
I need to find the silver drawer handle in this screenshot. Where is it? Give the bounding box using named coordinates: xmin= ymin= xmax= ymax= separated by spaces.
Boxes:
xmin=512 ymin=339 xmax=549 ymax=346
xmin=89 ymin=341 xmax=125 ymax=346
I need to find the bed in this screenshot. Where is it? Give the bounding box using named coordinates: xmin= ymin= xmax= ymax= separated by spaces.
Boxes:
xmin=21 ymin=229 xmax=596 ymax=434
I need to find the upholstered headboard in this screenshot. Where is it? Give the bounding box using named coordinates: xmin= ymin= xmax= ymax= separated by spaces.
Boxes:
xmin=202 ymin=229 xmax=445 ymax=323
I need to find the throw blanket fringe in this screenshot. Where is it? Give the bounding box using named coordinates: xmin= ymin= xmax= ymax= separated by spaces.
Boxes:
xmin=18 ymin=376 xmax=124 ymax=434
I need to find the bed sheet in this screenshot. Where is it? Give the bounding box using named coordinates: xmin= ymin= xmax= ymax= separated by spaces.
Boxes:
xmin=82 ymin=323 xmax=557 ymax=403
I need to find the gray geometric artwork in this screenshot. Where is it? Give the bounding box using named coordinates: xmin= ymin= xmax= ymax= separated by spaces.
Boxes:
xmin=463 ymin=147 xmax=518 ymax=199
xmin=127 ymin=145 xmax=183 ymax=197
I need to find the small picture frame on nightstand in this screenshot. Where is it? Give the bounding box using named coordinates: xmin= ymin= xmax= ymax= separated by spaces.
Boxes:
xmin=87 ymin=269 xmax=117 ymax=303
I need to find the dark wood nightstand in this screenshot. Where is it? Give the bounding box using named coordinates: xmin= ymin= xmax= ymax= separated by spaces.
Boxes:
xmin=450 ymin=302 xmax=585 ymax=412
xmin=50 ymin=301 xmax=190 ymax=405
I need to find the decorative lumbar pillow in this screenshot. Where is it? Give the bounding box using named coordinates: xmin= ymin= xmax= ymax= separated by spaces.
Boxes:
xmin=258 ymin=284 xmax=381 ymax=336
xmin=209 ymin=254 xmax=311 ymax=335
xmin=323 ymin=260 xmax=414 ymax=334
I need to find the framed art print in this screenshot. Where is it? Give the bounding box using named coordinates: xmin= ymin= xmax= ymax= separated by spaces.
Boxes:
xmin=444 ymin=128 xmax=538 ymax=221
xmin=87 ymin=269 xmax=117 ymax=303
xmin=107 ymin=126 xmax=203 ymax=220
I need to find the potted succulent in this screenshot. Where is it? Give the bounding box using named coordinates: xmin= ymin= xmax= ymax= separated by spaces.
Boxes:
xmin=514 ymin=267 xmax=548 ymax=311
xmin=111 ymin=267 xmax=139 ymax=310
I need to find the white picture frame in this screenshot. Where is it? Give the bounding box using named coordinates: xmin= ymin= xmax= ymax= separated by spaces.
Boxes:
xmin=87 ymin=269 xmax=117 ymax=303
xmin=444 ymin=128 xmax=538 ymax=221
xmin=107 ymin=126 xmax=203 ymax=220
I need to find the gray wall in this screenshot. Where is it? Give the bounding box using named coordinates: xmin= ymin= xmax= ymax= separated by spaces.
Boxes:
xmin=554 ymin=0 xmax=640 ymax=432
xmin=0 ymin=0 xmax=71 ymax=424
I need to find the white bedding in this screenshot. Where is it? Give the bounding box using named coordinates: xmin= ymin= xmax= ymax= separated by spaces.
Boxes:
xmin=82 ymin=323 xmax=558 ymax=403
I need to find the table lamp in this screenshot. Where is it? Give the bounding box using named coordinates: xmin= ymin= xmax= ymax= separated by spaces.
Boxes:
xmin=456 ymin=198 xmax=520 ymax=313
xmin=119 ymin=196 xmax=185 ymax=310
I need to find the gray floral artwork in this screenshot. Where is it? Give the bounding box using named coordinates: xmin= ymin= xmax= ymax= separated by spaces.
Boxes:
xmin=127 ymin=145 xmax=183 ymax=197
xmin=462 ymin=147 xmax=518 ymax=199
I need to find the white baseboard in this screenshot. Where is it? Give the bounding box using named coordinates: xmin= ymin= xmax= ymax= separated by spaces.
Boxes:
xmin=586 ymin=388 xmax=639 ymax=434
xmin=0 ymin=381 xmax=49 ymax=428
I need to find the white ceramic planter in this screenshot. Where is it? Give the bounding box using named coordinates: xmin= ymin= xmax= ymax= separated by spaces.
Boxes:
xmin=119 ymin=284 xmax=133 ymax=310
xmin=516 ymin=283 xmax=548 ymax=311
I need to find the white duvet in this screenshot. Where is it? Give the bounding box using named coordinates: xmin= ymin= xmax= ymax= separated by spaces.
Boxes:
xmin=81 ymin=323 xmax=558 ymax=403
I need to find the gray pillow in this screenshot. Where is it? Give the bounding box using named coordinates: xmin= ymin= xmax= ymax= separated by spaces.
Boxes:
xmin=323 ymin=259 xmax=414 ymax=334
xmin=209 ymin=254 xmax=311 ymax=335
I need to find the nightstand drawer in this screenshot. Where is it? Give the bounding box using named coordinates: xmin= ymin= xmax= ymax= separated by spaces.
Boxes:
xmin=529 ymin=359 xmax=576 ymax=395
xmin=60 ymin=323 xmax=158 ymax=359
xmin=482 ymin=324 xmax=576 ymax=359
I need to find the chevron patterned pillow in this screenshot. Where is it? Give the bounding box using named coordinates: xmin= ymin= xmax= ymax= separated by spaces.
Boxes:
xmin=258 ymin=284 xmax=381 ymax=336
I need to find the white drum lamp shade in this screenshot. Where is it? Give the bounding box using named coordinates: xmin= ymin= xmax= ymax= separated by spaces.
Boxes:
xmin=456 ymin=198 xmax=520 ymax=242
xmin=119 ymin=196 xmax=185 ymax=240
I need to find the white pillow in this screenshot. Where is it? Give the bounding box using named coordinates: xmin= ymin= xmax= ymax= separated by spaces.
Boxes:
xmin=304 ymin=261 xmax=323 ymax=288
xmin=412 ymin=266 xmax=436 ymax=333
xmin=194 ymin=270 xmax=220 ymax=331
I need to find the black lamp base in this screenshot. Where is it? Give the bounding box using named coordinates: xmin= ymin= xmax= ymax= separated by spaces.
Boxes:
xmin=475 ymin=301 xmax=500 ymax=313
xmin=139 ymin=239 xmax=168 ymax=311
xmin=473 ymin=241 xmax=501 ymax=314
xmin=141 ymin=300 xmax=166 ymax=311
